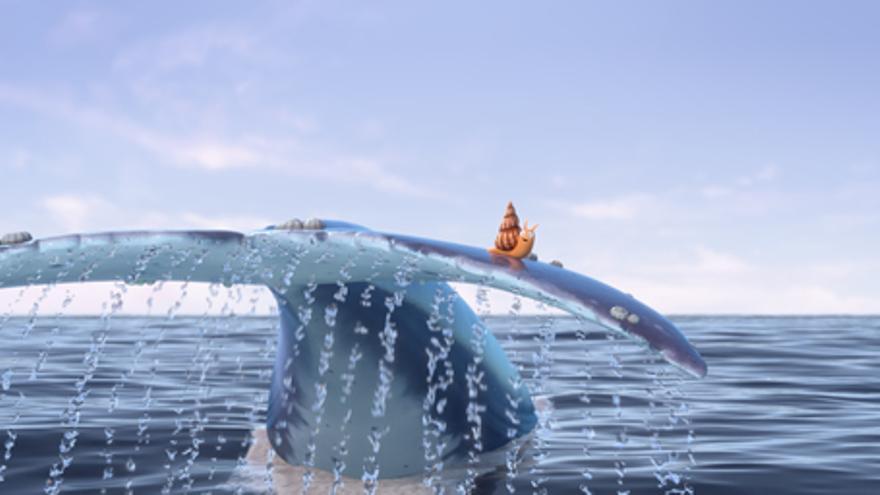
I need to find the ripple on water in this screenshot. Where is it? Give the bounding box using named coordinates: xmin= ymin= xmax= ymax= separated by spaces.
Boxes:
xmin=0 ymin=315 xmax=876 ymax=494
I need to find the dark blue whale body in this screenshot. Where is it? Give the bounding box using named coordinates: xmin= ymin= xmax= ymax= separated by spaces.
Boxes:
xmin=0 ymin=220 xmax=706 ymax=480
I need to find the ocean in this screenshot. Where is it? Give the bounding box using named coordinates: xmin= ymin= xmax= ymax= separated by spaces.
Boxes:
xmin=0 ymin=315 xmax=876 ymax=494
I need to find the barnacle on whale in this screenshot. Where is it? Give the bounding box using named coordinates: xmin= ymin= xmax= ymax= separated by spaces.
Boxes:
xmin=0 ymin=231 xmax=32 ymax=245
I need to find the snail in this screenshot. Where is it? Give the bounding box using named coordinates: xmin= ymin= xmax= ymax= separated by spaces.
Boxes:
xmin=488 ymin=201 xmax=538 ymax=259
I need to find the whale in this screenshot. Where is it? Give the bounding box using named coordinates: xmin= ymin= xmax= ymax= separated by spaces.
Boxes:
xmin=0 ymin=219 xmax=707 ymax=483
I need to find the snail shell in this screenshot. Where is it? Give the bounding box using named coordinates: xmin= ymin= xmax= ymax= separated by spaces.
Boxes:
xmin=494 ymin=201 xmax=521 ymax=251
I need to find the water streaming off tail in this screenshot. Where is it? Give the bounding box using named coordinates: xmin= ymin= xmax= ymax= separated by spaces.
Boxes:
xmin=0 ymin=248 xmax=696 ymax=494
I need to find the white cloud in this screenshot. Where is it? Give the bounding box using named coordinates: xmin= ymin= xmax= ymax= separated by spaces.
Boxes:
xmin=180 ymin=212 xmax=273 ymax=232
xmin=567 ymin=194 xmax=652 ymax=220
xmin=42 ymin=194 xmax=114 ymax=232
xmin=570 ymin=245 xmax=753 ymax=289
xmin=174 ymin=142 xmax=263 ymax=170
xmin=345 ymin=158 xmax=440 ymax=198
xmin=40 ymin=194 xmax=272 ymax=234
xmin=0 ymin=84 xmax=432 ymax=196
xmin=9 ymin=205 xmax=880 ymax=315
xmin=608 ymin=275 xmax=877 ymax=315
xmin=699 ymin=185 xmax=732 ymax=199
xmin=563 ymin=243 xmax=880 ymax=314
xmin=130 ymin=132 xmax=267 ymax=171
xmin=806 ymin=262 xmax=864 ymax=280
xmin=700 ymin=164 xmax=781 ymax=200
xmin=776 ymin=284 xmax=875 ymax=314
xmin=692 ymin=246 xmax=750 ymax=273
xmin=41 ymin=194 xmax=180 ymax=233
xmin=0 ymin=83 xmax=266 ymax=171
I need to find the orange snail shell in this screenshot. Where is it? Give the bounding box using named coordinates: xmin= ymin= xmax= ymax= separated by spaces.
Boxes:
xmin=494 ymin=201 xmax=521 ymax=252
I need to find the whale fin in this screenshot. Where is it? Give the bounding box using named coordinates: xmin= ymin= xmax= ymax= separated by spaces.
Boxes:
xmin=0 ymin=224 xmax=707 ymax=479
xmin=0 ymin=225 xmax=706 ymax=378
xmin=249 ymin=228 xmax=707 ymax=378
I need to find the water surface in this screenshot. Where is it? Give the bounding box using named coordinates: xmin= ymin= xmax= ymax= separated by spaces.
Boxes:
xmin=0 ymin=315 xmax=876 ymax=494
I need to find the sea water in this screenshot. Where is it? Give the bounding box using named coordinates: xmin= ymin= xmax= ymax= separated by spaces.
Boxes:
xmin=0 ymin=315 xmax=876 ymax=494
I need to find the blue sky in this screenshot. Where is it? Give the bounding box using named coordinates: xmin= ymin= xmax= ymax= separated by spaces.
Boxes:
xmin=1 ymin=1 xmax=878 ymax=313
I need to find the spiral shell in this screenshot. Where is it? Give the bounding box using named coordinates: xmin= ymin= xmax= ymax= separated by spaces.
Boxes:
xmin=494 ymin=201 xmax=521 ymax=251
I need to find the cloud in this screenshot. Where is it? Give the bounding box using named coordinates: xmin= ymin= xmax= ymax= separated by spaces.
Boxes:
xmin=114 ymin=26 xmax=258 ymax=73
xmin=692 ymin=246 xmax=750 ymax=274
xmin=579 ymin=245 xmax=752 ymax=283
xmin=49 ymin=9 xmax=113 ymax=46
xmin=180 ymin=212 xmax=273 ymax=232
xmin=737 ymin=164 xmax=779 ymax=187
xmin=699 ymin=185 xmax=732 ymax=198
xmin=42 ymin=194 xmax=114 ymax=232
xmin=565 ymin=243 xmax=879 ymax=314
xmin=776 ymin=285 xmax=876 ymax=314
xmin=129 ymin=133 xmax=267 ymax=171
xmin=0 ymin=83 xmax=433 ymax=197
xmin=21 ymin=197 xmax=880 ymax=314
xmin=702 ymin=164 xmax=781 ymax=199
xmin=41 ymin=194 xmax=272 ymax=234
xmin=0 ymin=83 xmax=266 ymax=171
xmin=174 ymin=142 xmax=264 ymax=170
xmin=567 ymin=194 xmax=652 ymax=220
xmin=609 ymin=275 xmax=877 ymax=314
xmin=344 ymin=158 xmax=440 ymax=198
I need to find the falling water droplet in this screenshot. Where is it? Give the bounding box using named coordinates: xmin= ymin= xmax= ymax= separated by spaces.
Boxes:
xmin=1 ymin=370 xmax=12 ymax=391
xmin=324 ymin=303 xmax=338 ymax=327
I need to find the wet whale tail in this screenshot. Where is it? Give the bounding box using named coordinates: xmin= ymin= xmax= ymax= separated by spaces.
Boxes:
xmin=0 ymin=219 xmax=706 ymax=480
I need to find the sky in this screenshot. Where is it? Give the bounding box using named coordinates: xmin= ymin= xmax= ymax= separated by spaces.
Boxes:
xmin=1 ymin=0 xmax=879 ymax=314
